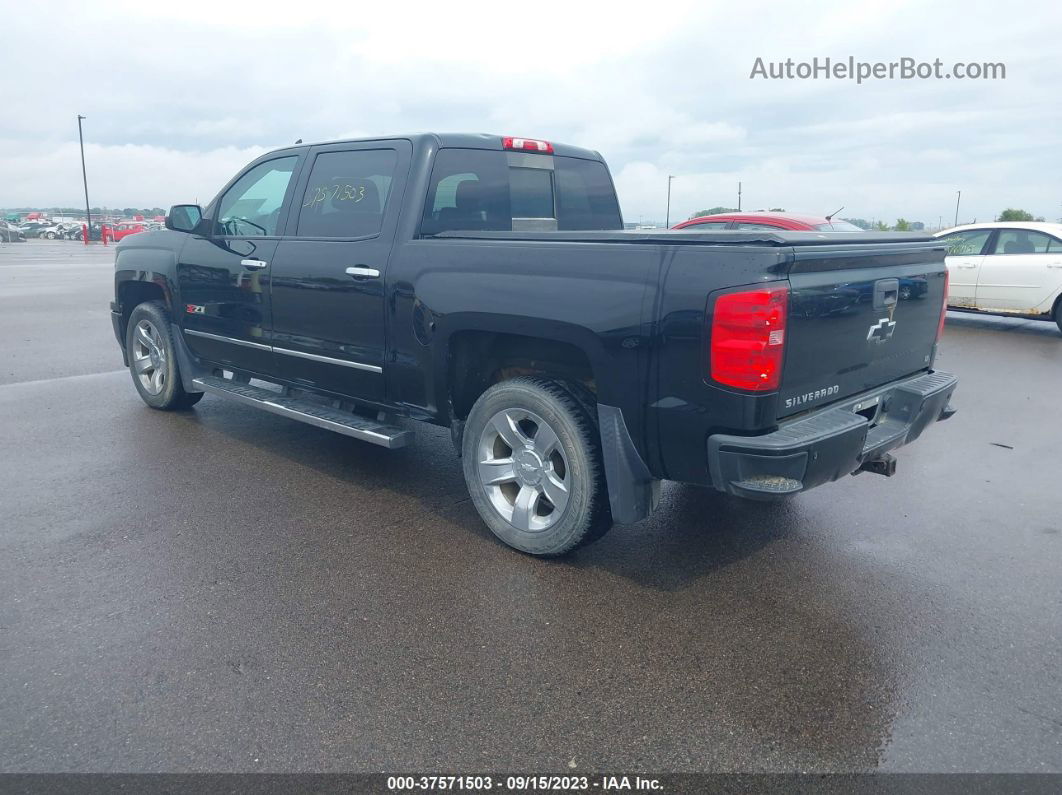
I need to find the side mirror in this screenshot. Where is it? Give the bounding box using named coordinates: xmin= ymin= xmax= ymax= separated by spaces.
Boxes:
xmin=165 ymin=204 xmax=203 ymax=233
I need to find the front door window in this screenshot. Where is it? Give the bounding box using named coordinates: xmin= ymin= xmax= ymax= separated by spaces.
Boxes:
xmin=215 ymin=157 xmax=298 ymax=237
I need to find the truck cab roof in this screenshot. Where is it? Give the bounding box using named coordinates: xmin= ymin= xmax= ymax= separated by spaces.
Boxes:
xmin=266 ymin=133 xmax=605 ymax=162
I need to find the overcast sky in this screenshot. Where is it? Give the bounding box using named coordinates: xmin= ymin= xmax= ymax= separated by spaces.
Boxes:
xmin=2 ymin=0 xmax=1059 ymax=226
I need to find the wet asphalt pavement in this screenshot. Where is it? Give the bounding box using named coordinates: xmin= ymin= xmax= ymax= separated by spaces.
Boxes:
xmin=0 ymin=240 xmax=1060 ymax=774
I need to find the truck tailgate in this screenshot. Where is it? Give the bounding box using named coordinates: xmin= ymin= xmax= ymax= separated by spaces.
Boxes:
xmin=779 ymin=241 xmax=947 ymax=418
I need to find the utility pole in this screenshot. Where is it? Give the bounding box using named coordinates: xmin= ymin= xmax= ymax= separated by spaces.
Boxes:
xmin=738 ymin=181 xmax=742 ymax=211
xmin=77 ymin=115 xmax=92 ymax=240
xmin=954 ymin=190 xmax=961 ymax=227
xmin=665 ymin=175 xmax=675 ymax=228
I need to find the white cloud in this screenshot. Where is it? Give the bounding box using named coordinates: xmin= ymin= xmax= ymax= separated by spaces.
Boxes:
xmin=2 ymin=141 xmax=266 ymax=208
xmin=1 ymin=0 xmax=1060 ymax=225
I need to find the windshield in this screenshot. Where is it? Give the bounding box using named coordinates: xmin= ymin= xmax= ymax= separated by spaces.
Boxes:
xmin=814 ymin=220 xmax=863 ymax=232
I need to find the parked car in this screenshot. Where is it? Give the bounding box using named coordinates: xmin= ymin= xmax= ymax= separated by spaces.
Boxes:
xmin=110 ymin=133 xmax=956 ymax=556
xmin=673 ymin=211 xmax=865 ymax=232
xmin=37 ymin=223 xmax=70 ymax=240
xmin=18 ymin=221 xmax=52 ymax=238
xmin=109 ymin=221 xmax=147 ymax=241
xmin=935 ymin=222 xmax=1062 ymax=332
xmin=674 ymin=211 xmax=924 ymax=302
xmin=0 ymin=220 xmax=26 ymax=242
xmin=68 ymin=223 xmax=105 ymax=242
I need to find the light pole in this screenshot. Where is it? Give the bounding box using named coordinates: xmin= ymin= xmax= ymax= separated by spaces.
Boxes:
xmin=665 ymin=175 xmax=675 ymax=229
xmin=954 ymin=190 xmax=961 ymax=227
xmin=738 ymin=181 xmax=742 ymax=212
xmin=77 ymin=115 xmax=92 ymax=240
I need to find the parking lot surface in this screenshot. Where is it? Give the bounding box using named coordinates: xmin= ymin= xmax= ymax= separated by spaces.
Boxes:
xmin=1 ymin=240 xmax=1060 ymax=773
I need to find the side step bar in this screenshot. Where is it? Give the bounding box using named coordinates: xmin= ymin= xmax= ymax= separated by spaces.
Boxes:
xmin=191 ymin=376 xmax=412 ymax=449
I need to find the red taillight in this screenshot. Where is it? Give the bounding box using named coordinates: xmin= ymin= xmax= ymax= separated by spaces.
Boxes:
xmin=937 ymin=268 xmax=949 ymax=341
xmin=502 ymin=136 xmax=554 ymax=154
xmin=709 ymin=285 xmax=789 ymax=391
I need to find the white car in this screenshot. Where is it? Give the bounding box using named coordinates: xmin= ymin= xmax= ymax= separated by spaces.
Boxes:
xmin=935 ymin=222 xmax=1062 ymax=333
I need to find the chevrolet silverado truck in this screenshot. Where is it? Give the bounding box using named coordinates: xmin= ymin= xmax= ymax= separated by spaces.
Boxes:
xmin=111 ymin=133 xmax=957 ymax=556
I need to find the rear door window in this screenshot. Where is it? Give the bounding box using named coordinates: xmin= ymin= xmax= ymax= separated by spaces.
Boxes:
xmin=990 ymin=229 xmax=1052 ymax=255
xmin=421 ymin=148 xmax=622 ymax=235
xmin=294 ymin=148 xmax=398 ymax=238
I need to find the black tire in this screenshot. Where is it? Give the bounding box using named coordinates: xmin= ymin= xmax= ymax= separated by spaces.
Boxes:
xmin=461 ymin=376 xmax=612 ymax=556
xmin=125 ymin=301 xmax=203 ymax=410
xmin=1055 ymin=300 xmax=1062 ymax=335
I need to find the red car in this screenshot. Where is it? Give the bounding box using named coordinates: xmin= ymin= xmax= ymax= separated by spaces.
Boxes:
xmin=108 ymin=222 xmax=147 ymax=241
xmin=672 ymin=211 xmax=863 ymax=232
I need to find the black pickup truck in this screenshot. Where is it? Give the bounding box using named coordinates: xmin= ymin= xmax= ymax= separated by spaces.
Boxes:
xmin=111 ymin=133 xmax=956 ymax=556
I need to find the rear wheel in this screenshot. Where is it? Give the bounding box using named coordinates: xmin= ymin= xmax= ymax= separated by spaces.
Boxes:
xmin=462 ymin=377 xmax=612 ymax=556
xmin=125 ymin=301 xmax=203 ymax=410
xmin=1054 ymin=300 xmax=1062 ymax=335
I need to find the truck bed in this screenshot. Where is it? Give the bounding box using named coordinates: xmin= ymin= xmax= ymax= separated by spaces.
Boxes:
xmin=434 ymin=229 xmax=941 ymax=246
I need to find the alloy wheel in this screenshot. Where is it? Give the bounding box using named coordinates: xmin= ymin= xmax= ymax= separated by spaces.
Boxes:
xmin=476 ymin=408 xmax=571 ymax=532
xmin=131 ymin=319 xmax=167 ymax=395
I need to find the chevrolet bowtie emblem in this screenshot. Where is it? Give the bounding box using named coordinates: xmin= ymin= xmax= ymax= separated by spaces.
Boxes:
xmin=867 ymin=317 xmax=897 ymax=343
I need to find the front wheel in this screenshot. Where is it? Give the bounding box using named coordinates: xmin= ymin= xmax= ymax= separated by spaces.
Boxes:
xmin=1055 ymin=301 xmax=1062 ymax=335
xmin=125 ymin=301 xmax=203 ymax=410
xmin=462 ymin=377 xmax=612 ymax=556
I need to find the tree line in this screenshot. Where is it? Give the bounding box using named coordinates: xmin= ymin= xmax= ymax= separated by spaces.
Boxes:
xmin=1 ymin=206 xmax=168 ymax=217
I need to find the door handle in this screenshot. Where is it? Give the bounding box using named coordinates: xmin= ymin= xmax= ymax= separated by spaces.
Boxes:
xmin=345 ymin=266 xmax=380 ymax=279
xmin=241 ymin=258 xmax=268 ymax=270
xmin=955 ymin=264 xmax=978 ymax=269
xmin=1047 ymin=263 xmax=1062 ymax=269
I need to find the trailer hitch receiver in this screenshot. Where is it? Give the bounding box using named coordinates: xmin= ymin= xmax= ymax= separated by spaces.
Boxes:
xmin=858 ymin=453 xmax=897 ymax=477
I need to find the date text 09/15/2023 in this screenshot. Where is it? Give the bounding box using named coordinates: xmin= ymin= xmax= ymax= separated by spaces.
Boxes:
xmin=386 ymin=774 xmax=663 ymax=791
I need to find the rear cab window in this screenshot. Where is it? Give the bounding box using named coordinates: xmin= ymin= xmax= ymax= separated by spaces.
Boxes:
xmin=420 ymin=148 xmax=622 ymax=235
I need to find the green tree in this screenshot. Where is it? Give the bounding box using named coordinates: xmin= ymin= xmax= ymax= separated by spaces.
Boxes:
xmin=689 ymin=206 xmax=737 ymax=218
xmin=842 ymin=218 xmax=871 ymax=230
xmin=996 ymin=208 xmax=1045 ymax=222
xmin=874 ymin=221 xmax=889 ymax=231
xmin=894 ymin=218 xmax=911 ymax=231
xmin=769 ymin=207 xmax=785 ymax=212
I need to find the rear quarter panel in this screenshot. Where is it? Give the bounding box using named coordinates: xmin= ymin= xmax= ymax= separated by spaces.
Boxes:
xmin=387 ymin=238 xmax=661 ymax=450
xmin=652 ymin=244 xmax=791 ymax=482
